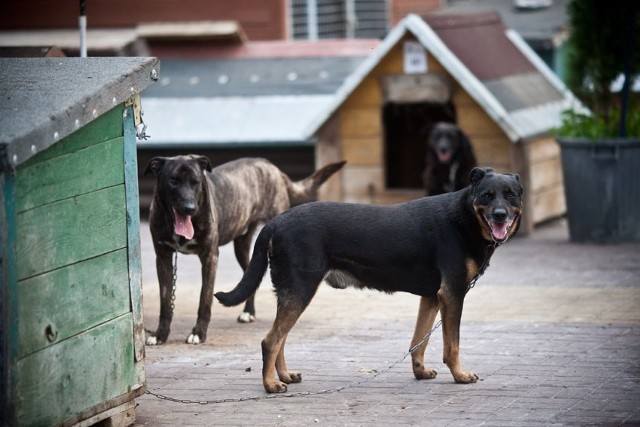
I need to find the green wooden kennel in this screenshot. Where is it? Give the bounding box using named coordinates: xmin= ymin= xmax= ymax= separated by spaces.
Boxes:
xmin=0 ymin=57 xmax=159 ymax=426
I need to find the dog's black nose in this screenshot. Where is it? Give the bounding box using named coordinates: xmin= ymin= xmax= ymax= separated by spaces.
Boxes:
xmin=182 ymin=202 xmax=197 ymax=216
xmin=492 ymin=208 xmax=508 ymax=221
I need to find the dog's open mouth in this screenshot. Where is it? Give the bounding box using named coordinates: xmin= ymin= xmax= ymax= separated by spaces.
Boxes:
xmin=483 ymin=215 xmax=514 ymax=242
xmin=438 ymin=150 xmax=452 ymax=164
xmin=173 ymin=208 xmax=194 ymax=240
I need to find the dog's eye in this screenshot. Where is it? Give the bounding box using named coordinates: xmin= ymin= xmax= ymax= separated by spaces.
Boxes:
xmin=506 ymin=191 xmax=517 ymax=200
xmin=481 ymin=191 xmax=493 ymax=199
xmin=190 ymin=179 xmax=199 ymax=187
xmin=169 ymin=178 xmax=179 ymax=186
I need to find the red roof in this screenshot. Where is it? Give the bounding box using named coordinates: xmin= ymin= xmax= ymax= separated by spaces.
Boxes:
xmin=425 ymin=11 xmax=536 ymax=81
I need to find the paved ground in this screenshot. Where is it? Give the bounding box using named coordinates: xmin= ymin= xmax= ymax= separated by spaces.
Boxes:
xmin=134 ymin=218 xmax=640 ymax=426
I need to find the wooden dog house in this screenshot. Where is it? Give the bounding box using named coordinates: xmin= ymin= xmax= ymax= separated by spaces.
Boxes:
xmin=310 ymin=13 xmax=583 ymax=233
xmin=0 ymin=57 xmax=158 ymax=426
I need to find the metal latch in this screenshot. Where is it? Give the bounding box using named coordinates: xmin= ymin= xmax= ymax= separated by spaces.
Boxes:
xmin=125 ymin=93 xmax=150 ymax=140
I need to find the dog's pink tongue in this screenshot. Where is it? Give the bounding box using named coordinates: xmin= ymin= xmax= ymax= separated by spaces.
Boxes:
xmin=438 ymin=151 xmax=451 ymax=164
xmin=490 ymin=222 xmax=509 ymax=241
xmin=173 ymin=209 xmax=194 ymax=240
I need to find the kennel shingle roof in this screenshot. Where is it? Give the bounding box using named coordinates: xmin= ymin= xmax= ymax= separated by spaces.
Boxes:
xmin=437 ymin=0 xmax=570 ymax=49
xmin=307 ymin=13 xmax=585 ymax=143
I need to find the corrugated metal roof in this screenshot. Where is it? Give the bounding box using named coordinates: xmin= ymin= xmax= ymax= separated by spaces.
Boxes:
xmin=140 ymin=95 xmax=333 ymax=148
xmin=143 ymin=57 xmax=366 ymax=98
xmin=140 ymin=45 xmax=371 ymax=146
xmin=484 ymin=72 xmax=564 ymax=112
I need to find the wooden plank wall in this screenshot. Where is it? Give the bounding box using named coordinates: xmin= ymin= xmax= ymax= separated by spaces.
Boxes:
xmin=526 ymin=135 xmax=566 ymax=224
xmin=315 ymin=114 xmax=345 ymax=201
xmin=12 ymin=106 xmax=144 ymax=426
xmin=335 ymin=39 xmax=403 ymax=203
xmin=454 ymin=91 xmax=512 ymax=172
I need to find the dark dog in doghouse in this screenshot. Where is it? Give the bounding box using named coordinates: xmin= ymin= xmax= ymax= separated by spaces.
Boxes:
xmin=216 ymin=167 xmax=523 ymax=393
xmin=423 ymin=122 xmax=477 ymax=196
xmin=144 ymin=156 xmax=345 ymax=345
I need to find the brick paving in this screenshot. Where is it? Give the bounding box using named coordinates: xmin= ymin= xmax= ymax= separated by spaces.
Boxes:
xmin=134 ymin=219 xmax=640 ymax=426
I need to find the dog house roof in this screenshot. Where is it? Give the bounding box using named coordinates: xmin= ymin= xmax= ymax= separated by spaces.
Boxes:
xmin=0 ymin=57 xmax=159 ymax=171
xmin=139 ymin=39 xmax=378 ymax=148
xmin=307 ymin=13 xmax=585 ymax=143
xmin=436 ymin=0 xmax=570 ymax=49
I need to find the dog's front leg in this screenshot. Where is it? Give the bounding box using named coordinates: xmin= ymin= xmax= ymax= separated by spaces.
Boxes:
xmin=187 ymin=247 xmax=219 ymax=344
xmin=410 ymin=295 xmax=440 ymax=380
xmin=148 ymin=250 xmax=174 ymax=345
xmin=438 ymin=287 xmax=479 ymax=383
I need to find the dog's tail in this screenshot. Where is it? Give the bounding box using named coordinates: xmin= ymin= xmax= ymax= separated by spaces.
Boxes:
xmin=214 ymin=223 xmax=274 ymax=307
xmin=287 ymin=161 xmax=346 ymax=207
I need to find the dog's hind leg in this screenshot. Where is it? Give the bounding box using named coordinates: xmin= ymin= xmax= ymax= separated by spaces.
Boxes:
xmin=261 ymin=300 xmax=306 ymax=393
xmin=275 ymin=335 xmax=302 ymax=384
xmin=410 ymin=295 xmax=440 ymax=380
xmin=233 ymin=226 xmax=257 ymax=323
xmin=438 ymin=287 xmax=479 ymax=383
xmin=261 ymin=269 xmax=323 ymax=393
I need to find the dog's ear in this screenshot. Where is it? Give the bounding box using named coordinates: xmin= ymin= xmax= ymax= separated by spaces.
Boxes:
xmin=469 ymin=167 xmax=494 ymax=185
xmin=145 ymin=157 xmax=167 ymax=176
xmin=195 ymin=155 xmax=213 ymax=173
xmin=506 ymin=173 xmax=524 ymax=194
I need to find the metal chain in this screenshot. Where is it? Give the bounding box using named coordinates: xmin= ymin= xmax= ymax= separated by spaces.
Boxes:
xmin=144 ymin=252 xmax=179 ymax=336
xmin=466 ymin=240 xmax=499 ymax=294
xmin=145 ymin=319 xmax=443 ymax=405
xmin=170 ymin=251 xmax=178 ymax=315
xmin=146 ymin=241 xmax=497 ymax=405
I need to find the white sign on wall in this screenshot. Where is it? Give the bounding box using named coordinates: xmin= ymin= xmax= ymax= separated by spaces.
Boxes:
xmin=403 ymin=41 xmax=427 ymax=74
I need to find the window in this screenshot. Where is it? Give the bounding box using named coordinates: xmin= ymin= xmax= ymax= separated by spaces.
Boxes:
xmin=290 ymin=0 xmax=388 ymax=40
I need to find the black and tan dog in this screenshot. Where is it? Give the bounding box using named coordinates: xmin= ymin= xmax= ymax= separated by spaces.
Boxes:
xmin=423 ymin=122 xmax=477 ymax=196
xmin=215 ymin=167 xmax=522 ymax=393
xmin=145 ymin=156 xmax=345 ymax=345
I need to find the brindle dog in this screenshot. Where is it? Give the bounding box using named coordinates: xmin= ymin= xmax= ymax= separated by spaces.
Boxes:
xmin=216 ymin=167 xmax=522 ymax=393
xmin=145 ymin=156 xmax=345 ymax=345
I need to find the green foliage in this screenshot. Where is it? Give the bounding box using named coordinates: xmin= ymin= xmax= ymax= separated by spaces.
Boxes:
xmin=556 ymin=108 xmax=640 ymax=139
xmin=563 ymin=0 xmax=640 ymax=137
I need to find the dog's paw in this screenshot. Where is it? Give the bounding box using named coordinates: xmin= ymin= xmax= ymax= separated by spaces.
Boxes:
xmin=413 ymin=367 xmax=438 ymax=380
xmin=453 ymin=371 xmax=479 ymax=384
xmin=278 ymin=371 xmax=302 ymax=384
xmin=186 ymin=333 xmax=201 ymax=345
xmin=146 ymin=336 xmax=162 ymax=346
xmin=264 ymin=381 xmax=288 ymax=394
xmin=237 ymin=312 xmax=256 ymax=323
xmin=287 ymin=372 xmax=302 ymax=384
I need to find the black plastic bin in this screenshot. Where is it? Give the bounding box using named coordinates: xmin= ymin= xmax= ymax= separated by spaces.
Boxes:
xmin=557 ymin=137 xmax=640 ymax=243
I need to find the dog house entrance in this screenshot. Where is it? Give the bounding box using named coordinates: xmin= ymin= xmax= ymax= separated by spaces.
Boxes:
xmin=380 ymin=73 xmax=456 ymax=189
